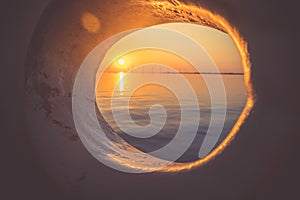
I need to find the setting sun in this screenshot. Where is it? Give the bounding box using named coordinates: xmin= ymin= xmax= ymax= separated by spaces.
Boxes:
xmin=118 ymin=59 xmax=125 ymax=65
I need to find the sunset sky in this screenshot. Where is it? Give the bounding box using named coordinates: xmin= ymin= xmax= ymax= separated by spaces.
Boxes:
xmin=106 ymin=23 xmax=243 ymax=73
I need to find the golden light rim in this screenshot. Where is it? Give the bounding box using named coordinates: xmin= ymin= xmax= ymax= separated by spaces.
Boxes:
xmin=108 ymin=3 xmax=255 ymax=173
xmin=161 ymin=5 xmax=254 ymax=173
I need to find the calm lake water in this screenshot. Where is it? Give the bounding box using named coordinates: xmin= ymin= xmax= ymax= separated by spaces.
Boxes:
xmin=96 ymin=72 xmax=247 ymax=162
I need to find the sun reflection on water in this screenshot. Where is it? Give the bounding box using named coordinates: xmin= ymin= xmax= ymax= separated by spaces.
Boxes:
xmin=119 ymin=72 xmax=125 ymax=95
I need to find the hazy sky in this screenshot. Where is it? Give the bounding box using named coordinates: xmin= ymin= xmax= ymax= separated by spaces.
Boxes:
xmin=108 ymin=23 xmax=243 ymax=73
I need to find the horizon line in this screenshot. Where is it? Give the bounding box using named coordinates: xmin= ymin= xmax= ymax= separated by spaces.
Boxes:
xmin=104 ymin=71 xmax=244 ymax=75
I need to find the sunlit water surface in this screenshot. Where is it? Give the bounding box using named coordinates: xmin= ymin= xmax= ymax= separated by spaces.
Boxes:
xmin=97 ymin=72 xmax=247 ymax=162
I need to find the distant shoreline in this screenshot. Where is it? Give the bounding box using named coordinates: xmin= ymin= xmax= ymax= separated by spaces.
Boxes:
xmin=161 ymin=72 xmax=244 ymax=75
